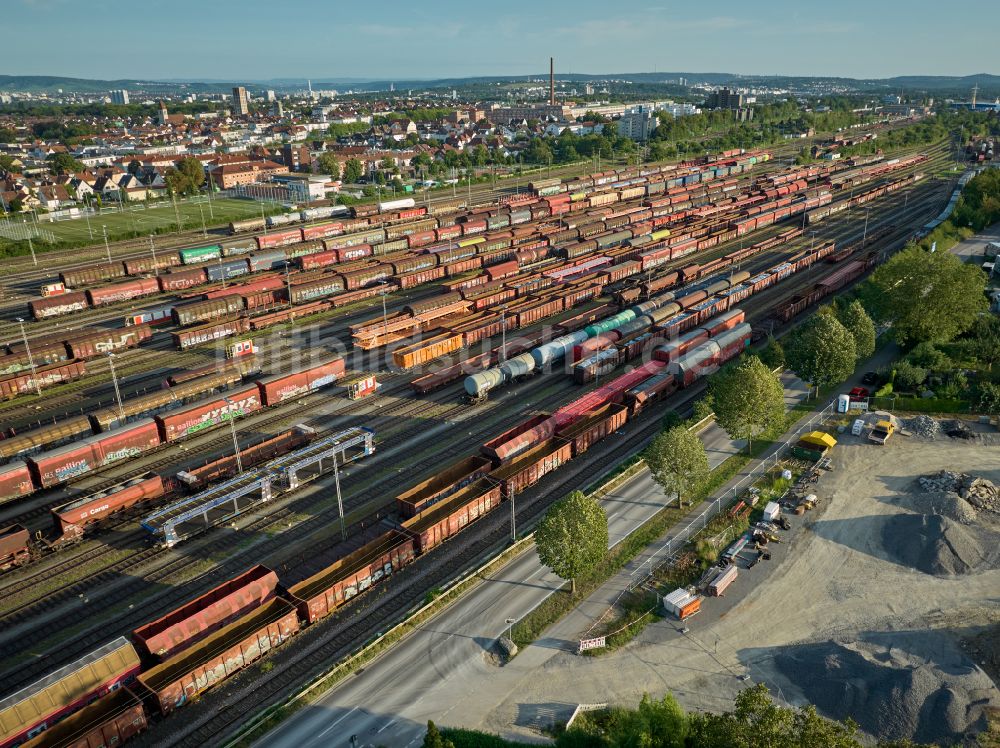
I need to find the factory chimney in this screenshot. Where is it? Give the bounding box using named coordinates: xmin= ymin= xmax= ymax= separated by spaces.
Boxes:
xmin=549 ymin=57 xmax=555 ymax=106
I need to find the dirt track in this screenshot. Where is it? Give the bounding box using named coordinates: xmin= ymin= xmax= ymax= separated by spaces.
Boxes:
xmin=480 ymin=435 xmax=1000 ymax=745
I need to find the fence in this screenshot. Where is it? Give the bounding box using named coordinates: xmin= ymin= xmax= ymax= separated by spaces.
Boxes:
xmin=871 ymin=395 xmax=970 ymax=414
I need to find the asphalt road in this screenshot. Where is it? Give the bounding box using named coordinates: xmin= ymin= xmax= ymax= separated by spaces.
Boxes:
xmin=257 ymin=374 xmax=809 ymax=748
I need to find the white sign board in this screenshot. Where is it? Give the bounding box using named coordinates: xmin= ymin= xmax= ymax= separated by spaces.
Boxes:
xmin=578 ymin=636 xmax=607 ymax=653
xmin=848 ymin=401 xmax=869 ymax=411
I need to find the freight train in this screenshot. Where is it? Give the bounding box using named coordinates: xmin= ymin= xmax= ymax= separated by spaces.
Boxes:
xmin=0 ymin=358 xmax=344 ymax=504
xmin=1 ymin=304 xmax=753 ymax=748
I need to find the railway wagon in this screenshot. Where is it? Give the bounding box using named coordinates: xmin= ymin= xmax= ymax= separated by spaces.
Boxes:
xmin=400 ymin=481 xmax=502 ymax=553
xmin=0 ymin=359 xmax=86 ymax=400
xmin=90 ymin=367 xmax=244 ymax=431
xmin=0 ymin=461 xmax=34 ymax=504
xmin=205 ymin=258 xmax=250 ymax=282
xmin=489 ymin=439 xmax=573 ymax=496
xmin=136 ymin=598 xmax=300 ymax=716
xmin=392 ymin=332 xmax=464 ymax=370
xmin=171 ymin=317 xmax=250 ymax=350
xmin=481 ymin=413 xmax=556 ymax=464
xmin=178 ymin=245 xmax=222 ymax=264
xmin=172 ymin=296 xmax=245 ymax=327
xmin=59 ymin=262 xmax=127 ymax=288
xmin=255 ymin=357 xmax=345 ymax=404
xmin=396 ymin=455 xmax=493 ymax=518
xmin=154 ymin=383 xmax=261 ymax=442
xmin=554 ymin=402 xmax=629 ymax=457
xmin=157 ymin=267 xmax=209 ymax=291
xmin=288 ymin=275 xmax=344 ymax=304
xmin=132 ymin=565 xmax=279 ymax=661
xmin=65 ymin=325 xmax=153 ymax=360
xmin=0 ymin=416 xmax=94 ymax=465
xmin=20 ymin=687 xmax=147 ymax=748
xmin=123 ymin=252 xmax=183 ymax=275
xmin=0 ymin=637 xmax=141 ymax=748
xmin=26 ymin=419 xmax=162 ymax=489
xmin=0 ymin=523 xmax=30 ymax=571
xmin=256 ymin=230 xmax=302 ymax=250
xmin=86 ymin=278 xmax=161 ymax=307
xmin=288 ymin=532 xmax=417 ymax=624
xmin=28 ymin=291 xmax=90 ymax=320
xmin=50 ymin=473 xmax=166 ymax=542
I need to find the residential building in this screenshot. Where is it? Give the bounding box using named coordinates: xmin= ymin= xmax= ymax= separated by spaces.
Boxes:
xmin=209 ymin=159 xmax=287 ymax=189
xmin=617 ymin=106 xmax=658 ymax=141
xmin=706 ymin=88 xmax=745 ymax=110
xmin=266 ymin=90 xmax=276 ymax=102
xmin=110 ymin=89 xmax=130 ymax=105
xmin=280 ymin=144 xmax=311 ymax=172
xmin=270 ymin=173 xmax=329 ymax=201
xmin=232 ymin=86 xmax=250 ymax=117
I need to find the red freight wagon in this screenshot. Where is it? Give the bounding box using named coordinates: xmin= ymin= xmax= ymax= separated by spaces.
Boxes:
xmin=20 ymin=687 xmax=147 ymax=748
xmin=157 ymin=267 xmax=208 ymax=291
xmin=155 ymin=384 xmax=261 ymax=442
xmin=27 ymin=419 xmax=162 ymax=488
xmin=288 ymin=531 xmax=417 ymax=623
xmin=66 ymin=325 xmax=152 ymax=359
xmin=0 ymin=359 xmax=86 ymax=400
xmin=28 ymin=291 xmax=90 ymax=319
xmin=50 ymin=473 xmax=165 ymax=541
xmin=0 ymin=461 xmax=34 ymax=504
xmin=435 ymin=224 xmax=463 ymax=241
xmin=255 ymin=358 xmax=344 ymax=405
xmin=339 ymin=265 xmax=393 ymax=290
xmin=624 ymin=371 xmax=678 ymax=413
xmin=0 ymin=524 xmax=30 ymax=570
xmin=490 ymin=439 xmax=573 ymax=496
xmin=443 ymin=257 xmax=482 ymax=276
xmin=297 ymin=249 xmax=338 ymax=269
xmin=86 ymin=278 xmax=160 ymax=306
xmin=486 ymin=260 xmax=519 ymax=282
xmin=241 ymin=290 xmax=284 ymax=310
xmin=133 ymin=565 xmax=279 ymax=660
xmin=401 ymin=481 xmax=502 ymax=553
xmin=481 ymin=413 xmax=556 ymax=464
xmin=0 ymin=637 xmax=141 ymax=748
xmin=406 ymin=229 xmax=437 ymax=248
xmin=203 ymin=276 xmax=285 ymax=300
xmin=255 ymin=229 xmax=302 ymax=249
xmin=396 ymin=455 xmax=495 ymax=517
xmin=172 ymin=317 xmax=250 ymax=350
xmin=137 ymin=598 xmax=300 ymax=716
xmin=301 ymin=222 xmax=344 ymax=241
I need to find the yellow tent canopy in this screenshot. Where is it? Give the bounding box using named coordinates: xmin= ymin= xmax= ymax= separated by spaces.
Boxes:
xmin=800 ymin=431 xmax=837 ymax=449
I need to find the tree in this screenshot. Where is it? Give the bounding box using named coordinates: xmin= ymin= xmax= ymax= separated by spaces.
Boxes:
xmin=974 ymin=381 xmax=1000 ymax=414
xmin=969 ymin=314 xmax=1000 ymax=370
xmin=343 ymin=158 xmax=364 ymax=184
xmin=316 ymin=152 xmax=341 ymax=180
xmin=709 ymin=355 xmax=786 ymax=452
xmin=645 ymin=425 xmax=709 ymax=507
xmin=164 ymin=156 xmax=205 ymax=196
xmin=893 ymin=361 xmax=927 ymax=391
xmin=421 ymin=721 xmax=454 ymax=748
xmin=127 ymin=159 xmax=142 ymax=176
xmin=758 ymin=337 xmax=785 ymax=370
xmin=535 ymin=490 xmax=607 ymax=594
xmin=46 ymin=152 xmax=84 ymax=174
xmin=861 ymin=244 xmax=988 ymax=345
xmin=838 ymin=299 xmax=876 ymax=361
xmin=786 ymin=313 xmax=857 ymax=395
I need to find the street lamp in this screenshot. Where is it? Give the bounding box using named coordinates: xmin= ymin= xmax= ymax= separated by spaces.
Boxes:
xmin=862 ymin=207 xmax=871 ymax=245
xmin=16 ymin=318 xmax=41 ymax=396
xmin=500 ymin=305 xmax=507 ymax=364
xmin=505 ymin=617 xmax=516 ymax=640
xmin=106 ymin=353 xmax=126 ymax=425
xmin=332 ymin=449 xmax=346 ymax=541
xmin=223 ymin=397 xmax=243 ymax=473
xmin=197 ymin=203 xmax=207 ymax=236
xmin=148 ymin=235 xmax=158 ymax=276
xmin=102 ymin=225 xmax=111 ymax=264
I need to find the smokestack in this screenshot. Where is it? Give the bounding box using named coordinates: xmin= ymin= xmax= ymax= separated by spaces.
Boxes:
xmin=550 ymin=57 xmax=555 ymax=106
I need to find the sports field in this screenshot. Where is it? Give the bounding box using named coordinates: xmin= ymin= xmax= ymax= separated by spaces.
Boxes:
xmin=0 ymin=197 xmax=280 ymax=254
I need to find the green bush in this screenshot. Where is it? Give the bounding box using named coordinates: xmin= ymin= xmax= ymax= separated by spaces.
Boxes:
xmin=894 ymin=361 xmax=928 ymax=391
xmin=871 ymin=396 xmax=969 ymax=413
xmin=907 ymin=342 xmax=950 ymax=370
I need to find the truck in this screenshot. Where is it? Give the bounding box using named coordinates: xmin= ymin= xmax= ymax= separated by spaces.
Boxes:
xmin=869 ymin=419 xmax=895 ymax=445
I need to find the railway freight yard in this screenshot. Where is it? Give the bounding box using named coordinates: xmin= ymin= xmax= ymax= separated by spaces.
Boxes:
xmin=0 ymin=135 xmax=981 ymax=748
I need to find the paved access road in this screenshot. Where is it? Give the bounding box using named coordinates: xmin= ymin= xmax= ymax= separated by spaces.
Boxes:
xmin=257 ymin=376 xmax=809 ymax=748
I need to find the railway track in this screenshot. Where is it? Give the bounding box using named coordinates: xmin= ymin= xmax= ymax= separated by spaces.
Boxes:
xmin=0 ymin=143 xmax=954 ymax=699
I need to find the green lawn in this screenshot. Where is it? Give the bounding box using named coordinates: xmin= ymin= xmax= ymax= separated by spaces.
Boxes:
xmin=0 ymin=197 xmax=280 ymax=256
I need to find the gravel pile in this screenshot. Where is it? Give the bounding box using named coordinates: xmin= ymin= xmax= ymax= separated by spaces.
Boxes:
xmin=880 ymin=514 xmax=989 ymax=575
xmin=902 ymin=415 xmax=943 ymax=439
xmin=918 ymin=471 xmax=1000 ymax=514
xmin=904 ymin=491 xmax=980 ymax=525
xmin=774 ymin=638 xmax=994 ymax=744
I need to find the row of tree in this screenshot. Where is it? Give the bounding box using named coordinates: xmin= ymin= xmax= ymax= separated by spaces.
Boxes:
xmin=426 ymin=684 xmax=936 ymax=747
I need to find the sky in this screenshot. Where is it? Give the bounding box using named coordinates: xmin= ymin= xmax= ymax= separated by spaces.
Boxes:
xmin=6 ymin=0 xmax=995 ymax=82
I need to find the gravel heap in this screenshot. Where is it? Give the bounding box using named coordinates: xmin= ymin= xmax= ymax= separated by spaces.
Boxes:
xmin=902 ymin=415 xmax=943 ymax=439
xmin=881 ymin=514 xmax=989 ymax=575
xmin=918 ymin=471 xmax=1000 ymax=514
xmin=774 ymin=638 xmax=994 ymax=745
